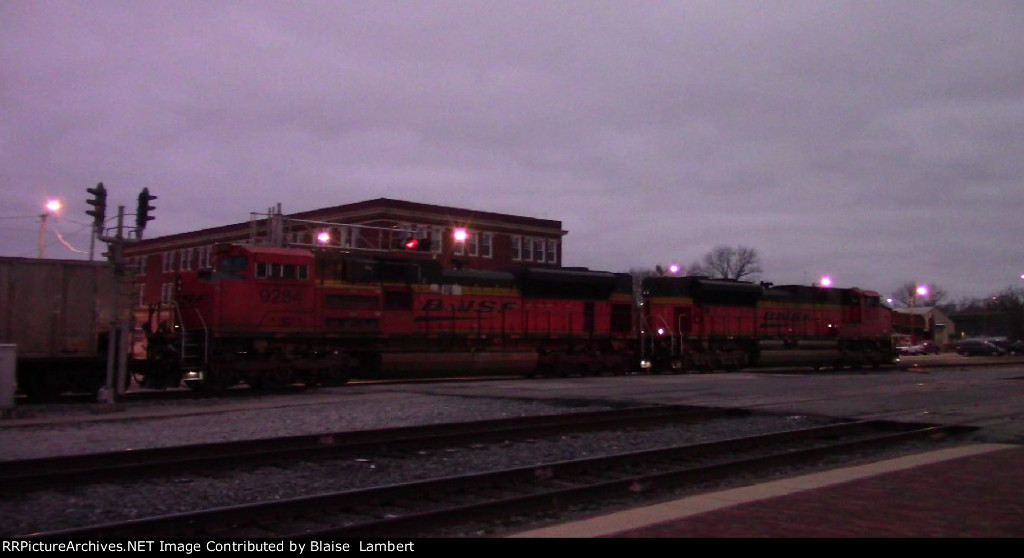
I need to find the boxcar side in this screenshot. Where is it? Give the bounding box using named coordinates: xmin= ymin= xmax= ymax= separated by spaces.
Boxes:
xmin=0 ymin=257 xmax=118 ymax=399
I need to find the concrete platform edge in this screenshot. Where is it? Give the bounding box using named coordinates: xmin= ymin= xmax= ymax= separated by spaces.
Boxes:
xmin=506 ymin=443 xmax=1017 ymax=538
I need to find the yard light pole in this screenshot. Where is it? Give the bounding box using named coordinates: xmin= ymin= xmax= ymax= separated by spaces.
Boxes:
xmin=909 ymin=284 xmax=928 ymax=344
xmin=445 ymin=227 xmax=468 ymax=269
xmin=37 ymin=199 xmax=61 ymax=258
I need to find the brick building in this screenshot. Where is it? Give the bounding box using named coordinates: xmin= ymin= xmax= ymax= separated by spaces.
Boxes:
xmin=892 ymin=306 xmax=955 ymax=348
xmin=122 ymin=198 xmax=567 ymax=307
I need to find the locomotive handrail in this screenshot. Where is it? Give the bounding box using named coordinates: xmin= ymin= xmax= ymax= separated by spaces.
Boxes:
xmin=169 ymin=301 xmax=188 ymax=363
xmin=193 ymin=307 xmax=209 ymax=367
xmin=167 ymin=302 xmax=209 ymax=370
xmin=656 ymin=315 xmax=676 ymax=357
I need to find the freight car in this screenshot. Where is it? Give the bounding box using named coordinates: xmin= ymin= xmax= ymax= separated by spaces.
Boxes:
xmin=0 ymin=256 xmax=122 ymax=400
xmin=134 ymin=243 xmax=638 ymax=391
xmin=640 ymin=275 xmax=895 ymax=372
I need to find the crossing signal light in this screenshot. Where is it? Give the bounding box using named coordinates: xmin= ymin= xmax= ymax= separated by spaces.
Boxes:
xmin=85 ymin=182 xmax=107 ymax=229
xmin=136 ymin=187 xmax=157 ymax=232
xmin=401 ymin=236 xmax=432 ymax=251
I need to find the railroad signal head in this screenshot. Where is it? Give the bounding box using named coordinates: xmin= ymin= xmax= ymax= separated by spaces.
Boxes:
xmin=400 ymin=236 xmax=432 ymax=251
xmin=85 ymin=182 xmax=107 ymax=229
xmin=136 ymin=188 xmax=157 ymax=233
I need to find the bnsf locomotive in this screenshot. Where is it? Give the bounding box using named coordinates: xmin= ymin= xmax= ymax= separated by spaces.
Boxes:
xmin=639 ymin=275 xmax=895 ymax=373
xmin=136 ymin=243 xmax=638 ymax=391
xmin=131 ymin=242 xmax=895 ymax=392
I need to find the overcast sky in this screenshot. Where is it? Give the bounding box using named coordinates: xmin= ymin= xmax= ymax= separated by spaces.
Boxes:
xmin=3 ymin=1 xmax=1022 ymax=303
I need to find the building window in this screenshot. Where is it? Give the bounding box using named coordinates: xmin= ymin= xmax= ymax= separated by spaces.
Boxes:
xmin=547 ymin=239 xmax=559 ymax=264
xmin=160 ymin=282 xmax=174 ymax=303
xmin=197 ymin=246 xmax=212 ymax=269
xmin=180 ymin=248 xmax=194 ymax=271
xmin=480 ymin=233 xmax=493 ymax=258
xmin=468 ymin=233 xmax=479 ymax=256
xmin=162 ymin=251 xmax=176 ymax=273
xmin=533 ymin=239 xmax=545 ymax=262
xmin=511 ymin=236 xmax=522 ymax=261
xmin=137 ymin=255 xmax=147 ymax=276
xmin=137 ymin=284 xmax=146 ymax=306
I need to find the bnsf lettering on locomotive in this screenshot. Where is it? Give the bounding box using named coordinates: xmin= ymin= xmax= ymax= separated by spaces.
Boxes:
xmin=259 ymin=288 xmax=302 ymax=305
xmin=421 ymin=299 xmax=516 ymax=313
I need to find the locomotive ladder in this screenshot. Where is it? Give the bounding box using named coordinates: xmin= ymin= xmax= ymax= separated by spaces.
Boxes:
xmin=171 ymin=303 xmax=209 ymax=371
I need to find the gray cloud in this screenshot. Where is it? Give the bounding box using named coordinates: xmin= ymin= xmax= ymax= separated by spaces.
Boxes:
xmin=3 ymin=0 xmax=1022 ymax=301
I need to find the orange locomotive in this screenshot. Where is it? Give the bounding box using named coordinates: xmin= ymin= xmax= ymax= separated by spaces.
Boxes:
xmin=138 ymin=243 xmax=637 ymax=391
xmin=639 ymin=275 xmax=895 ymax=373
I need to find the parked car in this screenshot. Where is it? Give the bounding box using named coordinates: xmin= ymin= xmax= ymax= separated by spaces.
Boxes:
xmin=895 ymin=344 xmax=916 ymax=356
xmin=954 ymin=339 xmax=1007 ymax=357
xmin=989 ymin=338 xmax=1024 ymax=355
xmin=896 ymin=341 xmax=941 ymax=356
xmin=998 ymin=340 xmax=1024 ymax=355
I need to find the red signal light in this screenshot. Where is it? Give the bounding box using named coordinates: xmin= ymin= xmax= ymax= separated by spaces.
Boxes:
xmin=404 ymin=237 xmax=419 ymax=250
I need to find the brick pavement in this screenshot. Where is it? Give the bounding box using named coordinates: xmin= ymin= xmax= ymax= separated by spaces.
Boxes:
xmin=509 ymin=444 xmax=1024 ymax=538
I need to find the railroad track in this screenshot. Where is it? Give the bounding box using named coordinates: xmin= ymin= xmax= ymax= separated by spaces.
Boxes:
xmin=0 ymin=404 xmax=745 ymax=490
xmin=21 ymin=355 xmax=1022 ymax=405
xmin=11 ymin=411 xmax=975 ymax=538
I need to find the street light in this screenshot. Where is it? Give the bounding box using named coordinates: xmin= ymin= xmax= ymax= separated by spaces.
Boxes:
xmin=909 ymin=284 xmax=929 ymax=344
xmin=445 ymin=227 xmax=468 ymax=269
xmin=38 ymin=199 xmax=62 ymax=258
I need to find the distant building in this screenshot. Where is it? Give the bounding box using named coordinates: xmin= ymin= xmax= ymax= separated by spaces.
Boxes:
xmin=892 ymin=306 xmax=955 ymax=348
xmin=949 ymin=308 xmax=1016 ymax=340
xmin=123 ymin=198 xmax=567 ymax=307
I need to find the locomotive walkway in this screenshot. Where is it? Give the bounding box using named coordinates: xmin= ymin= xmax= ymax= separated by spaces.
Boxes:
xmin=508 ymin=443 xmax=1024 ymax=537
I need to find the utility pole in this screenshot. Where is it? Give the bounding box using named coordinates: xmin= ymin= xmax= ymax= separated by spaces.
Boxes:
xmin=86 ymin=184 xmax=157 ymax=403
xmin=101 ymin=205 xmax=126 ymax=404
xmin=37 ymin=213 xmax=47 ymax=258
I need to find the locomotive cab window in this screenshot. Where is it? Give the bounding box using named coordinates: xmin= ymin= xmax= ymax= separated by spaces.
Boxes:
xmin=256 ymin=261 xmax=309 ymax=280
xmin=217 ymin=255 xmax=248 ymax=276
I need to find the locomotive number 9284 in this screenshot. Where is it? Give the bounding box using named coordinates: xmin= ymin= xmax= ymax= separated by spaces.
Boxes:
xmin=259 ymin=287 xmax=303 ymax=304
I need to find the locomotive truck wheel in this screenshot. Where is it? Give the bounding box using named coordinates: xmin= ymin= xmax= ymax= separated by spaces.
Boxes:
xmin=263 ymin=366 xmax=293 ymax=390
xmin=323 ymin=364 xmax=351 ymax=386
xmin=244 ymin=374 xmax=265 ymax=390
xmin=193 ymin=365 xmax=235 ymax=393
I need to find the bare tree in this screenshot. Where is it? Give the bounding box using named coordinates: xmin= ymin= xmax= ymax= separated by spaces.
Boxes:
xmin=891 ymin=281 xmax=948 ymax=308
xmin=687 ymin=245 xmax=762 ymax=281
